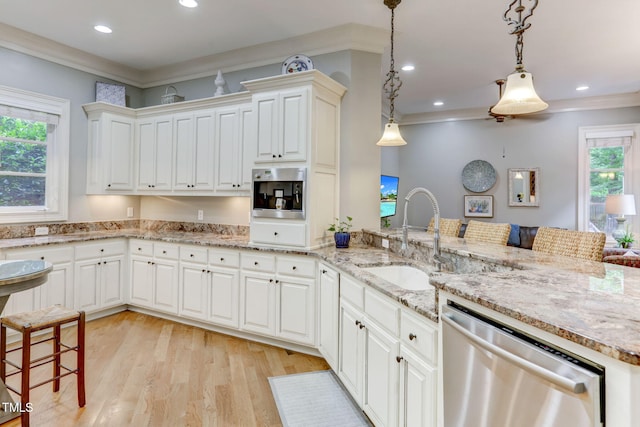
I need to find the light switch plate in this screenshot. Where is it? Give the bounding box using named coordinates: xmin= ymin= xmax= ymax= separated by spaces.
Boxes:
xmin=382 ymin=238 xmax=389 ymax=249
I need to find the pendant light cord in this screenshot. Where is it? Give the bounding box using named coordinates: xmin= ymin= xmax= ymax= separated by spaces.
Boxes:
xmin=383 ymin=0 xmax=402 ymax=122
xmin=502 ymin=0 xmax=539 ymax=69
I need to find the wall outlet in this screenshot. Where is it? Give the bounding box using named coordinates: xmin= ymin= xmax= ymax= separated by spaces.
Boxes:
xmin=34 ymin=226 xmax=49 ymax=236
xmin=381 ymin=238 xmax=389 ymax=249
xmin=127 ymin=207 xmax=134 ymax=218
xmin=197 ymin=210 xmax=204 ymax=221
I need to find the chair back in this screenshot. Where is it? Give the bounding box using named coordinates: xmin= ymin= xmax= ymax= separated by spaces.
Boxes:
xmin=532 ymin=227 xmax=605 ymax=262
xmin=464 ymin=220 xmax=511 ymax=245
xmin=427 ymin=218 xmax=462 ymax=237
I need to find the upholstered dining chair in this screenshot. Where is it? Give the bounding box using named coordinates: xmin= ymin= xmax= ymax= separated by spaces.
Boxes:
xmin=532 ymin=227 xmax=606 ymax=262
xmin=463 ymin=220 xmax=511 ymax=245
xmin=426 ymin=218 xmax=462 ymax=238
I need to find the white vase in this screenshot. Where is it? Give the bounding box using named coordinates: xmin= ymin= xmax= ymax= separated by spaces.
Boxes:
xmin=214 ymin=70 xmax=226 ymax=97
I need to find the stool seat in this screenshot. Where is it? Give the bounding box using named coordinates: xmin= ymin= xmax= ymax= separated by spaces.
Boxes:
xmin=2 ymin=305 xmax=81 ymax=331
xmin=0 ymin=305 xmax=85 ymax=427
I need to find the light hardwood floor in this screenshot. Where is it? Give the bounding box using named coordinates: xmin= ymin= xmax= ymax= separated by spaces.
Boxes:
xmin=0 ymin=311 xmax=329 ymax=427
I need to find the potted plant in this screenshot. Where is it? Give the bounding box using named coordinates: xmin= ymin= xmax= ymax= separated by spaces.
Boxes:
xmin=616 ymin=227 xmax=635 ymax=249
xmin=328 ymin=216 xmax=353 ymax=248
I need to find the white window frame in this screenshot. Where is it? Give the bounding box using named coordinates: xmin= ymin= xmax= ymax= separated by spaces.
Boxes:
xmin=0 ymin=86 xmax=69 ymax=223
xmin=578 ymin=123 xmax=640 ymax=236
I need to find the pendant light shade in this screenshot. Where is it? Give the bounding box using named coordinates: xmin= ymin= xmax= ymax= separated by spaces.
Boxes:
xmin=491 ymin=69 xmax=548 ymax=115
xmin=376 ymin=122 xmax=407 ymax=146
xmin=377 ymin=0 xmax=407 ymax=147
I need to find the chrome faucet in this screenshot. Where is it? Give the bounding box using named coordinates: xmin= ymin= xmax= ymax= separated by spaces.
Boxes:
xmin=402 ymin=187 xmax=442 ymax=268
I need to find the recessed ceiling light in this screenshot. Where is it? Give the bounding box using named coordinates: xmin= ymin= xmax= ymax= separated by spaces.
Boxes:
xmin=179 ymin=0 xmax=198 ymax=7
xmin=401 ymin=65 xmax=415 ymax=71
xmin=433 ymin=101 xmax=444 ymax=106
xmin=576 ymin=85 xmax=589 ymax=91
xmin=94 ymin=25 xmax=112 ymax=34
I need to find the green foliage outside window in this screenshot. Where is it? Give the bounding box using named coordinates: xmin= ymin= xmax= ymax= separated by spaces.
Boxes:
xmin=589 ymin=146 xmax=624 ymax=232
xmin=0 ymin=116 xmax=47 ymax=207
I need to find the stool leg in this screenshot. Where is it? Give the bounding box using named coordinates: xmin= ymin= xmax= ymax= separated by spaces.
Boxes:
xmin=53 ymin=324 xmax=61 ymax=392
xmin=21 ymin=325 xmax=31 ymax=427
xmin=0 ymin=324 xmax=6 ymax=382
xmin=77 ymin=312 xmax=85 ymax=407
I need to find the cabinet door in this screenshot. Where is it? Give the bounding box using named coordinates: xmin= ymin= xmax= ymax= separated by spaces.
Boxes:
xmin=192 ymin=111 xmax=215 ymax=190
xmin=180 ymin=263 xmax=209 ymax=320
xmin=240 ymin=272 xmax=275 ymax=336
xmin=239 ymin=106 xmax=255 ymax=189
xmin=399 ymin=347 xmax=437 ymax=427
xmin=153 ymin=260 xmax=179 ymax=314
xmin=280 ymin=88 xmax=308 ymax=161
xmin=253 ymin=93 xmax=279 ymax=162
xmin=364 ymin=320 xmax=400 ymax=427
xmin=40 ymin=262 xmax=73 ymax=309
xmin=338 ymin=301 xmax=364 ymax=406
xmin=318 ymin=264 xmax=340 ymax=371
xmin=104 ymin=114 xmax=135 ymax=191
xmin=101 ymin=256 xmax=124 ymax=308
xmin=130 ymin=256 xmax=154 ymax=307
xmin=74 ymin=259 xmax=101 ymax=312
xmin=209 ymin=266 xmax=240 ymax=328
xmin=214 ymin=107 xmax=240 ymax=191
xmin=138 ymin=116 xmax=173 ymax=191
xmin=277 ymin=276 xmax=315 ymax=345
xmin=173 ymin=114 xmax=195 ymax=189
xmin=137 ymin=119 xmax=156 ymax=190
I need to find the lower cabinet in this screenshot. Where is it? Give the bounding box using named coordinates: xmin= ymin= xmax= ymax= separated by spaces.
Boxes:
xmin=3 ymin=244 xmax=74 ymax=316
xmin=179 ymin=246 xmax=240 ymax=328
xmin=240 ymin=253 xmax=316 ymax=346
xmin=338 ymin=273 xmax=438 ymax=427
xmin=129 ymin=240 xmax=179 ymax=314
xmin=74 ymin=240 xmax=126 ymax=313
xmin=318 ymin=263 xmax=340 ymax=371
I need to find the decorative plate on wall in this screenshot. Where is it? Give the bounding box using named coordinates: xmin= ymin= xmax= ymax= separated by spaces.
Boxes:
xmin=282 ymin=54 xmax=313 ymax=74
xmin=461 ymin=160 xmax=497 ymax=193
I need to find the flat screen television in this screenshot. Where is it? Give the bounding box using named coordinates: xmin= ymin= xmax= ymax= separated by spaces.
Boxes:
xmin=380 ymin=175 xmax=399 ymax=218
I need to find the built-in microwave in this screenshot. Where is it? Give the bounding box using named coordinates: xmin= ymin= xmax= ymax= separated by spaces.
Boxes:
xmin=251 ymin=167 xmax=306 ymax=220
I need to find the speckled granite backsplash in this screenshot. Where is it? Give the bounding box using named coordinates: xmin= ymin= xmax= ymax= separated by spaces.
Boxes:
xmin=0 ymin=220 xmax=249 ymax=239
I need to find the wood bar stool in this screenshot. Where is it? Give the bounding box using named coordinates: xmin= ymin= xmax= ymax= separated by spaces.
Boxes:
xmin=0 ymin=306 xmax=85 ymax=427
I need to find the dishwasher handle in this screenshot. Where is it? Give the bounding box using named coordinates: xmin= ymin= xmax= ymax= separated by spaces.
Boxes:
xmin=442 ymin=312 xmax=587 ymax=394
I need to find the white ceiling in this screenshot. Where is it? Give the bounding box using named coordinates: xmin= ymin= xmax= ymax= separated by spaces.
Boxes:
xmin=1 ymin=0 xmax=639 ymax=119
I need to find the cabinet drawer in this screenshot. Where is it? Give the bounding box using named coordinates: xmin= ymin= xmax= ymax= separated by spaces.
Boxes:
xmin=154 ymin=243 xmax=179 ymax=260
xmin=277 ymin=255 xmax=315 ymax=278
xmin=250 ymin=222 xmax=306 ymax=247
xmin=365 ymin=289 xmax=400 ymax=336
xmin=5 ymin=245 xmax=74 ymax=264
xmin=241 ymin=252 xmax=276 ymax=273
xmin=209 ymin=249 xmax=240 ymax=268
xmin=180 ymin=246 xmax=208 ymax=264
xmin=130 ymin=240 xmax=153 ymax=257
xmin=340 ymin=274 xmax=364 ymax=310
xmin=400 ymin=309 xmax=438 ymax=365
xmin=75 ymin=239 xmax=126 ymax=260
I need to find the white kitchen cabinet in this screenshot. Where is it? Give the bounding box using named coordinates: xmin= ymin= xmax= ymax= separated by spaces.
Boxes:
xmin=129 ymin=240 xmax=179 ymax=314
xmin=214 ymin=104 xmax=254 ymax=192
xmin=398 ymin=345 xmax=437 ymax=427
xmin=137 ymin=115 xmax=173 ymax=191
xmin=318 ymin=263 xmax=340 ymax=372
xmin=3 ymin=245 xmax=74 ymax=316
xmin=74 ymin=240 xmax=126 ymax=313
xmin=338 ymin=299 xmax=365 ymax=406
xmin=249 ymin=221 xmax=306 ymax=248
xmin=240 ymin=253 xmax=316 ymax=346
xmin=252 ymin=88 xmax=308 ymax=163
xmin=173 ymin=110 xmax=215 ymax=191
xmin=179 ymin=246 xmax=240 ymax=328
xmin=85 ymin=108 xmax=136 ymax=194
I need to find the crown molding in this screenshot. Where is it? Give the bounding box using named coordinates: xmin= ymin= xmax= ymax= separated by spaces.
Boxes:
xmin=400 ymin=91 xmax=640 ymax=125
xmin=0 ymin=22 xmax=387 ymax=89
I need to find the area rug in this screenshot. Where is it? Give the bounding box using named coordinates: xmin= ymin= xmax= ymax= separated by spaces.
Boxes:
xmin=269 ymin=370 xmax=371 ymax=427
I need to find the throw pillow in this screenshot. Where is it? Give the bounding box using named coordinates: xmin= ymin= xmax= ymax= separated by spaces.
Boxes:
xmin=507 ymin=223 xmax=521 ymax=246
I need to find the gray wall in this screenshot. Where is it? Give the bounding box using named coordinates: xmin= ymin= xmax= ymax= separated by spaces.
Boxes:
xmin=388 ymin=107 xmax=640 ymax=230
xmin=0 ymin=47 xmax=142 ymax=223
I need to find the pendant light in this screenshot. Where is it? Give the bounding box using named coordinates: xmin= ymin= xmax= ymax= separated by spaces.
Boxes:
xmin=491 ymin=0 xmax=548 ymax=116
xmin=377 ymin=0 xmax=407 ymax=146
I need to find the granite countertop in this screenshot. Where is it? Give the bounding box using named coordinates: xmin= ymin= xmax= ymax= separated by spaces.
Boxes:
xmin=2 ymin=228 xmax=640 ymax=365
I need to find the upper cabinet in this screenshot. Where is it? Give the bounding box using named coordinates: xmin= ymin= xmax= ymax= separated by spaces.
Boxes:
xmin=85 ymin=105 xmax=136 ymax=194
xmin=252 ymin=88 xmax=308 ymax=163
xmin=82 ymin=71 xmax=345 ymax=203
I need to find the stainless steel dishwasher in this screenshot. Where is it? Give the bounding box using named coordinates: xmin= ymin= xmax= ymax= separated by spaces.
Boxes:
xmin=442 ymin=301 xmax=605 ymax=427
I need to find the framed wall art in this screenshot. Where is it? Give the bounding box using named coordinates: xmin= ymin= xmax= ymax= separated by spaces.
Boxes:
xmin=464 ymin=195 xmax=493 ymax=218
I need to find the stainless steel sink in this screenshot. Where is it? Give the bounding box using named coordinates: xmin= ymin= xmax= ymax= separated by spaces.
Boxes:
xmin=362 ymin=265 xmax=431 ymax=291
